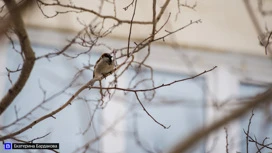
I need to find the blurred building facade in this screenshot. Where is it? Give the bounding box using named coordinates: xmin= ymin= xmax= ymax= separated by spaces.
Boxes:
xmin=0 ymin=0 xmax=272 ymax=152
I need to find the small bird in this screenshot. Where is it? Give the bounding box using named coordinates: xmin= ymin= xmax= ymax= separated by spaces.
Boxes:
xmin=93 ymin=53 xmax=115 ymax=79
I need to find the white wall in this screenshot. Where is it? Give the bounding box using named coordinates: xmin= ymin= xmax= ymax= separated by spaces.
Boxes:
xmin=22 ymin=0 xmax=272 ymax=56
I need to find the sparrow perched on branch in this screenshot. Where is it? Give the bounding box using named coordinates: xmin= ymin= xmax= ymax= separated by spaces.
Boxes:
xmin=93 ymin=53 xmax=115 ymax=79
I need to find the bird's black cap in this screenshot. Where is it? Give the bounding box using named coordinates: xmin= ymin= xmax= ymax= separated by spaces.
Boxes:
xmin=102 ymin=53 xmax=112 ymax=58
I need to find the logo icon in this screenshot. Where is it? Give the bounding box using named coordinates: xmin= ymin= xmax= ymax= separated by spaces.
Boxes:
xmin=4 ymin=143 xmax=12 ymax=150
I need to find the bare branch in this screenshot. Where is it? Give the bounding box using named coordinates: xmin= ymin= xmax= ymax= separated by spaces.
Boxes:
xmin=151 ymin=0 xmax=157 ymax=40
xmin=169 ymin=88 xmax=272 ymax=153
xmin=123 ymin=0 xmax=135 ymax=11
xmin=156 ymin=0 xmax=170 ymax=21
xmin=134 ymin=92 xmax=170 ymax=129
xmin=0 ymin=0 xmax=34 ymax=37
xmin=82 ymin=104 xmax=99 ymax=135
xmin=0 ymin=77 xmax=76 ymax=130
xmin=243 ymin=130 xmax=272 ymax=151
xmin=127 ymin=0 xmax=138 ymax=57
xmin=243 ymin=0 xmax=263 ymax=35
xmin=35 ymin=28 xmax=83 ymax=60
xmin=265 ymin=31 xmax=272 ymax=55
xmin=28 ymin=132 xmax=51 ymax=143
xmin=92 ymin=66 xmax=217 ymax=92
xmin=0 ymin=63 xmax=215 ymax=141
xmin=0 ymin=76 xmax=101 ymax=141
xmin=0 ymin=0 xmax=36 ymax=115
xmin=245 ymin=109 xmax=254 ymax=153
xmin=36 ymin=0 xmax=152 ymax=25
xmin=180 ymin=1 xmax=197 ymax=11
xmin=224 ymin=127 xmax=229 ymax=153
xmin=258 ymin=0 xmax=272 ymax=16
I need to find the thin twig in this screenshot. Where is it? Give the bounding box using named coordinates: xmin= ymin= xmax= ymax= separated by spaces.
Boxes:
xmin=243 ymin=0 xmax=263 ymax=37
xmin=169 ymin=89 xmax=272 ymax=153
xmin=134 ymin=92 xmax=170 ymax=129
xmin=224 ymin=127 xmax=229 ymax=153
xmin=0 ymin=77 xmax=100 ymax=141
xmin=0 ymin=75 xmax=78 ymax=130
xmin=127 ymin=0 xmax=137 ymax=57
xmin=36 ymin=28 xmax=84 ymax=60
xmin=28 ymin=132 xmax=51 ymax=143
xmin=37 ymin=0 xmax=151 ymax=25
xmin=245 ymin=109 xmax=254 ymax=153
xmin=82 ymin=104 xmax=99 ymax=135
xmin=151 ymin=0 xmax=157 ymax=40
xmin=243 ymin=123 xmax=272 ymax=152
xmin=156 ymin=0 xmax=170 ymax=21
xmin=91 ymin=66 xmax=217 ymax=92
xmin=123 ymin=0 xmax=135 ymax=11
xmin=180 ymin=1 xmax=197 ymax=11
xmin=265 ymin=31 xmax=272 ymax=55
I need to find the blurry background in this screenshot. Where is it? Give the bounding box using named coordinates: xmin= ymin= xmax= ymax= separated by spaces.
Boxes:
xmin=0 ymin=0 xmax=272 ymax=153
